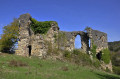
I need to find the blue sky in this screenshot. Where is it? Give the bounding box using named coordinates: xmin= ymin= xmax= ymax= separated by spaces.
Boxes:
xmin=0 ymin=0 xmax=120 ymax=48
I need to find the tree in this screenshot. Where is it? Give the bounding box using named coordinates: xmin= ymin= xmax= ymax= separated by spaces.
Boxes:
xmin=0 ymin=19 xmax=19 ymax=53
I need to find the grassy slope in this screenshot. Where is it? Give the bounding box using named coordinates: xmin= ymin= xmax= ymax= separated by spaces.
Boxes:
xmin=0 ymin=54 xmax=120 ymax=79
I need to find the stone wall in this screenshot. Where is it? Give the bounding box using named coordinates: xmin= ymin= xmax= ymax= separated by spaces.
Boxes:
xmin=16 ymin=13 xmax=112 ymax=71
xmin=16 ymin=13 xmax=31 ymax=56
xmin=16 ymin=13 xmax=108 ymax=56
xmin=86 ymin=28 xmax=108 ymax=53
xmin=16 ymin=13 xmax=59 ymax=57
xmin=58 ymin=31 xmax=89 ymax=52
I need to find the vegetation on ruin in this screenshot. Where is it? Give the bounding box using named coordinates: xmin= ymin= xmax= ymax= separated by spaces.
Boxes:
xmin=85 ymin=26 xmax=91 ymax=31
xmin=63 ymin=49 xmax=94 ymax=66
xmin=101 ymin=48 xmax=111 ymax=64
xmin=57 ymin=32 xmax=67 ymax=49
xmin=30 ymin=18 xmax=57 ymax=34
xmin=90 ymin=40 xmax=97 ymax=58
xmin=45 ymin=41 xmax=59 ymax=55
xmin=53 ymin=32 xmax=67 ymax=50
xmin=0 ymin=19 xmax=19 ymax=53
xmin=90 ymin=40 xmax=110 ymax=64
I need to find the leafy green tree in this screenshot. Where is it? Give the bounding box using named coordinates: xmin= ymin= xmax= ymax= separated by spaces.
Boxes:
xmin=0 ymin=19 xmax=19 ymax=53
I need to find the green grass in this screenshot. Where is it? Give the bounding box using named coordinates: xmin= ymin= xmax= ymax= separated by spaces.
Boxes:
xmin=0 ymin=53 xmax=120 ymax=79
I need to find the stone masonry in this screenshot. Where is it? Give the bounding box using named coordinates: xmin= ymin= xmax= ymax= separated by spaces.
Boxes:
xmin=16 ymin=13 xmax=108 ymax=57
xmin=15 ymin=13 xmax=112 ymax=72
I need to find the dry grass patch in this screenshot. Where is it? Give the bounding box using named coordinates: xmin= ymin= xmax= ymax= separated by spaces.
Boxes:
xmin=61 ymin=66 xmax=69 ymax=71
xmin=9 ymin=60 xmax=28 ymax=67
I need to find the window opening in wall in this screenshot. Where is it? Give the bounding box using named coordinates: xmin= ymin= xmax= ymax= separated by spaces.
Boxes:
xmin=89 ymin=39 xmax=91 ymax=48
xmin=75 ymin=35 xmax=81 ymax=49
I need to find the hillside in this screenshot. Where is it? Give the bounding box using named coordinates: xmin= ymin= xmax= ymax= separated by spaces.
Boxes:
xmin=108 ymin=41 xmax=120 ymax=52
xmin=0 ymin=53 xmax=120 ymax=79
xmin=109 ymin=41 xmax=120 ymax=75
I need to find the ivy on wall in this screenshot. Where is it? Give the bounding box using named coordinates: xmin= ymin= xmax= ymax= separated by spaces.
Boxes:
xmin=30 ymin=18 xmax=57 ymax=34
xmin=53 ymin=32 xmax=67 ymax=49
xmin=90 ymin=40 xmax=97 ymax=58
xmin=101 ymin=48 xmax=110 ymax=64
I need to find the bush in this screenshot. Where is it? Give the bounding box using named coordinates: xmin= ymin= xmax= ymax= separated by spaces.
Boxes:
xmin=63 ymin=49 xmax=93 ymax=67
xmin=90 ymin=43 xmax=97 ymax=58
xmin=63 ymin=50 xmax=72 ymax=58
xmin=113 ymin=66 xmax=120 ymax=75
xmin=46 ymin=41 xmax=59 ymax=55
xmin=92 ymin=58 xmax=101 ymax=68
xmin=73 ymin=49 xmax=81 ymax=55
xmin=30 ymin=18 xmax=57 ymax=34
xmin=105 ymin=67 xmax=111 ymax=73
xmin=101 ymin=49 xmax=110 ymax=64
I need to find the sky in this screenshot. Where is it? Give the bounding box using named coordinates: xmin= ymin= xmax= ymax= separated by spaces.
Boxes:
xmin=0 ymin=0 xmax=120 ymax=48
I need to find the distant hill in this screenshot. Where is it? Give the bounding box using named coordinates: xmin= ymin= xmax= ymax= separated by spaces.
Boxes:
xmin=108 ymin=41 xmax=120 ymax=52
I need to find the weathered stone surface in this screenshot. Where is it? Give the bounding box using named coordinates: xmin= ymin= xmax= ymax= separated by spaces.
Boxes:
xmin=16 ymin=13 xmax=111 ymax=71
xmin=101 ymin=61 xmax=113 ymax=72
xmin=86 ymin=28 xmax=108 ymax=53
xmin=16 ymin=13 xmax=108 ymax=57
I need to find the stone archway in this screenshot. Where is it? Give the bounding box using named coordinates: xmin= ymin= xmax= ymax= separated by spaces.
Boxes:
xmin=74 ymin=35 xmax=81 ymax=49
xmin=71 ymin=31 xmax=89 ymax=52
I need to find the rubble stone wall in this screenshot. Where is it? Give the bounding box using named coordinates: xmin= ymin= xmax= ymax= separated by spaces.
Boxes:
xmin=16 ymin=13 xmax=111 ymax=71
xmin=16 ymin=14 xmax=108 ymax=57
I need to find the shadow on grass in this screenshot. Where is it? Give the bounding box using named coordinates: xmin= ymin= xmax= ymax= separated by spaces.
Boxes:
xmin=95 ymin=73 xmax=120 ymax=79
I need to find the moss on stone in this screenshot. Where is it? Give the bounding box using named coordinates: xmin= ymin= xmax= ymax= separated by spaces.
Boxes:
xmin=30 ymin=18 xmax=57 ymax=34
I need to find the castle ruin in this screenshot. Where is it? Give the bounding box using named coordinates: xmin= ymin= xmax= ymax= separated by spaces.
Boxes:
xmin=16 ymin=13 xmax=108 ymax=57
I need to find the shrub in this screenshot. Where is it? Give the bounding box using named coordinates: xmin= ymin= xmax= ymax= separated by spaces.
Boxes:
xmin=57 ymin=32 xmax=67 ymax=50
xmin=105 ymin=67 xmax=111 ymax=73
xmin=63 ymin=50 xmax=72 ymax=58
xmin=77 ymin=53 xmax=92 ymax=66
xmin=62 ymin=49 xmax=101 ymax=68
xmin=101 ymin=49 xmax=110 ymax=64
xmin=46 ymin=41 xmax=59 ymax=55
xmin=92 ymin=58 xmax=101 ymax=68
xmin=30 ymin=18 xmax=57 ymax=34
xmin=113 ymin=66 xmax=120 ymax=75
xmin=72 ymin=49 xmax=92 ymax=66
xmin=90 ymin=42 xmax=97 ymax=58
xmin=73 ymin=49 xmax=81 ymax=55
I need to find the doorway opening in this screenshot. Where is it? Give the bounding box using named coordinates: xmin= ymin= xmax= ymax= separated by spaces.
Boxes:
xmin=96 ymin=51 xmax=102 ymax=60
xmin=75 ymin=35 xmax=81 ymax=49
xmin=28 ymin=45 xmax=31 ymax=56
